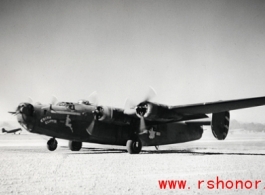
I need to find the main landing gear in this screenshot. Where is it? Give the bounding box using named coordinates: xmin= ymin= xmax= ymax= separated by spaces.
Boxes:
xmin=47 ymin=138 xmax=58 ymax=151
xmin=46 ymin=139 xmax=82 ymax=151
xmin=126 ymin=139 xmax=142 ymax=154
xmin=68 ymin=141 xmax=82 ymax=151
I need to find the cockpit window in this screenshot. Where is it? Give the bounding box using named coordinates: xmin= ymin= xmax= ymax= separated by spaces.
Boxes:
xmin=56 ymin=102 xmax=75 ymax=110
xmin=77 ymin=100 xmax=91 ymax=105
xmin=57 ymin=102 xmax=74 ymax=106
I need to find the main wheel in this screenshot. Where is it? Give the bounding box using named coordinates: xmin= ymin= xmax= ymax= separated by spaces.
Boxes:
xmin=126 ymin=139 xmax=142 ymax=154
xmin=69 ymin=141 xmax=82 ymax=151
xmin=47 ymin=138 xmax=58 ymax=151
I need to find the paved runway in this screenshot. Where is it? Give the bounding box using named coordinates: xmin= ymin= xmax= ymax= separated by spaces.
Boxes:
xmin=1 ymin=132 xmax=265 ymax=195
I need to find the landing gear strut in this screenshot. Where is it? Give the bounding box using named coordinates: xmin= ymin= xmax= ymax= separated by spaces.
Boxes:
xmin=126 ymin=139 xmax=142 ymax=154
xmin=69 ymin=141 xmax=82 ymax=151
xmin=47 ymin=138 xmax=57 ymax=151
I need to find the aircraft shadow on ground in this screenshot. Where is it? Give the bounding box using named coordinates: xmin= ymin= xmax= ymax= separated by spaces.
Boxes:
xmin=143 ymin=149 xmax=265 ymax=156
xmin=62 ymin=147 xmax=265 ymax=156
xmin=62 ymin=146 xmax=128 ymax=154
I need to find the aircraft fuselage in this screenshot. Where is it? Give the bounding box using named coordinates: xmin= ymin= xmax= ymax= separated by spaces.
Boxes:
xmin=17 ymin=103 xmax=203 ymax=147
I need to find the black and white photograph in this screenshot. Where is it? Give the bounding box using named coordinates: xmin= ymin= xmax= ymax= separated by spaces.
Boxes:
xmin=1 ymin=0 xmax=265 ymax=194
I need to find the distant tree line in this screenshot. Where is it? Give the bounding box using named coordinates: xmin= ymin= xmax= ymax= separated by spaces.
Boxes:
xmin=230 ymin=120 xmax=265 ymax=132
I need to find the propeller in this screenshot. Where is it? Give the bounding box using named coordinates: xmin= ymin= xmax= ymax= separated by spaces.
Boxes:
xmin=9 ymin=103 xmax=34 ymax=116
xmin=92 ymin=106 xmax=104 ymax=120
xmin=124 ymin=86 xmax=156 ymax=115
xmin=40 ymin=95 xmax=59 ymax=110
xmin=139 ymin=117 xmax=146 ymax=132
xmin=9 ymin=96 xmax=35 ymax=115
xmin=86 ymin=120 xmax=95 ymax=135
xmin=124 ymin=86 xmax=157 ymax=134
xmin=27 ymin=97 xmax=33 ymax=104
xmin=50 ymin=95 xmax=58 ymax=105
xmin=86 ymin=106 xmax=104 ymax=135
xmin=86 ymin=91 xmax=101 ymax=134
xmin=88 ymin=91 xmax=98 ymax=105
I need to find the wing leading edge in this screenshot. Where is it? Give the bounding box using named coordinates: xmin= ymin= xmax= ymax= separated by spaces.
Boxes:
xmin=170 ymin=96 xmax=265 ymax=115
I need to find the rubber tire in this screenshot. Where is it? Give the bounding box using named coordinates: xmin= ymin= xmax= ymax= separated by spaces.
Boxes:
xmin=69 ymin=141 xmax=82 ymax=151
xmin=126 ymin=140 xmax=142 ymax=154
xmin=47 ymin=138 xmax=58 ymax=151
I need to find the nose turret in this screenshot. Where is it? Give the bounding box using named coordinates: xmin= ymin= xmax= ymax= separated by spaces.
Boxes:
xmin=16 ymin=103 xmax=35 ymax=131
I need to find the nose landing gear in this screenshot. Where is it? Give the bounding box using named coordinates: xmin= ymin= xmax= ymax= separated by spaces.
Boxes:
xmin=47 ymin=138 xmax=58 ymax=151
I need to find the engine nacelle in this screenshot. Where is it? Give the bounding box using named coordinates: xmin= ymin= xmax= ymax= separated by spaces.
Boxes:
xmin=93 ymin=106 xmax=130 ymax=125
xmin=211 ymin=111 xmax=230 ymax=140
xmin=135 ymin=102 xmax=174 ymax=120
xmin=136 ymin=102 xmax=158 ymax=118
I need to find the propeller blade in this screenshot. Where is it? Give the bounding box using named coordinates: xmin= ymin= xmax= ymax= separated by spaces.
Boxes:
xmin=123 ymin=98 xmax=137 ymax=115
xmin=139 ymin=117 xmax=146 ymax=132
xmin=8 ymin=111 xmax=17 ymax=115
xmin=88 ymin=91 xmax=98 ymax=105
xmin=50 ymin=95 xmax=58 ymax=105
xmin=27 ymin=97 xmax=33 ymax=104
xmin=130 ymin=86 xmax=157 ymax=107
xmin=86 ymin=120 xmax=95 ymax=135
xmin=26 ymin=97 xmax=41 ymax=105
xmin=9 ymin=105 xmax=22 ymax=115
xmin=124 ymin=98 xmax=138 ymax=109
xmin=142 ymin=86 xmax=157 ymax=102
xmin=124 ymin=98 xmax=130 ymax=110
xmin=41 ymin=95 xmax=57 ymax=110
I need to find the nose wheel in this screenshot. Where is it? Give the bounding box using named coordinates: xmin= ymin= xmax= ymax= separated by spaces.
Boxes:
xmin=126 ymin=139 xmax=142 ymax=154
xmin=47 ymin=138 xmax=58 ymax=151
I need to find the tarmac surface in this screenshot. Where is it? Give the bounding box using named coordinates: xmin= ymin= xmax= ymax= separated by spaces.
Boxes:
xmin=1 ymin=130 xmax=265 ymax=195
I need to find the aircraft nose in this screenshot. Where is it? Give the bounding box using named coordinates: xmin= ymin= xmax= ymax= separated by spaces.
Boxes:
xmin=16 ymin=103 xmax=35 ymax=131
xmin=17 ymin=103 xmax=34 ymax=116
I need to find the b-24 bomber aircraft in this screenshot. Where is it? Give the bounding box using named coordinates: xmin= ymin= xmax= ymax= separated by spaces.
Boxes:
xmin=9 ymin=90 xmax=265 ymax=154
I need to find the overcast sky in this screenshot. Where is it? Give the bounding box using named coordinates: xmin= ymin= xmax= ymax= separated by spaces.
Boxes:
xmin=1 ymin=0 xmax=265 ymax=123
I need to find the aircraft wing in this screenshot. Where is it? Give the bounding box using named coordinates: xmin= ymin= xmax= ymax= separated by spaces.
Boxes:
xmin=133 ymin=96 xmax=265 ymax=123
xmin=170 ymin=96 xmax=265 ymax=114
